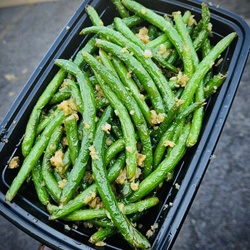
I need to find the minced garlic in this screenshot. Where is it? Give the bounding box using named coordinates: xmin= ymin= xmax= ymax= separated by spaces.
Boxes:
xmin=89 ymin=145 xmax=99 ymax=160
xmin=116 ymin=168 xmax=127 ymax=185
xmin=58 ymin=179 xmax=67 ymax=189
xmin=163 ymin=140 xmax=176 ymax=148
xmin=57 ymin=98 xmax=77 ymax=115
xmin=137 ymin=153 xmax=146 ymax=167
xmin=143 ymin=49 xmax=153 ymax=58
xmin=150 ymin=110 xmax=166 ymax=124
xmin=101 ymin=122 xmax=111 ymax=134
xmin=50 ymin=149 xmax=64 ymax=169
xmin=177 ymin=71 xmax=189 ymax=87
xmin=130 ymin=181 xmax=139 ymax=191
xmin=158 ymin=44 xmax=167 ymax=55
xmin=9 ymin=156 xmax=20 ymax=169
xmin=174 ymin=97 xmax=184 ymax=105
xmin=136 ymin=27 xmax=150 ymax=44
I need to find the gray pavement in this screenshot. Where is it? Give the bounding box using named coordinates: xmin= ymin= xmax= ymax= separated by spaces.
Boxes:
xmin=0 ymin=0 xmax=249 ymax=249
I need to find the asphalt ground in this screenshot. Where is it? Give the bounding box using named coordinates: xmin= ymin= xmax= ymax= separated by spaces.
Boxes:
xmin=0 ymin=0 xmax=249 ymax=249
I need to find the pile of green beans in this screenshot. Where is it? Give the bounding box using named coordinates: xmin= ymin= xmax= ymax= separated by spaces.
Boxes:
xmin=5 ymin=0 xmax=236 ymax=248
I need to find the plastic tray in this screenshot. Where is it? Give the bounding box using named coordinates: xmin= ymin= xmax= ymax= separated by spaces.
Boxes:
xmin=0 ymin=0 xmax=249 ymax=249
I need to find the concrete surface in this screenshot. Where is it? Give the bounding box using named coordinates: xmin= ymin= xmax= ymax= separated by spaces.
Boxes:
xmin=0 ymin=0 xmax=249 ymax=249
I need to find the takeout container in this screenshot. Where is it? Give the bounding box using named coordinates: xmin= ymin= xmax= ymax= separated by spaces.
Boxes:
xmin=0 ymin=0 xmax=249 ymax=249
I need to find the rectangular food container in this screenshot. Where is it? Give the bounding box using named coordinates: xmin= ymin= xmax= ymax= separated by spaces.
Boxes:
xmin=0 ymin=0 xmax=249 ymax=249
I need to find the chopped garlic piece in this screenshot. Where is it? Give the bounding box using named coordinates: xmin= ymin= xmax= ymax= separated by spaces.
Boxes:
xmin=141 ymin=8 xmax=147 ymax=14
xmin=89 ymin=145 xmax=99 ymax=160
xmin=58 ymin=179 xmax=67 ymax=189
xmin=143 ymin=49 xmax=153 ymax=58
xmin=137 ymin=153 xmax=146 ymax=167
xmin=84 ymin=191 xmax=96 ymax=204
xmin=50 ymin=149 xmax=64 ymax=168
xmin=163 ymin=140 xmax=176 ymax=148
xmin=9 ymin=156 xmax=20 ymax=169
xmin=121 ymin=47 xmax=128 ymax=53
xmin=57 ymin=98 xmax=77 ymax=115
xmin=136 ymin=27 xmax=150 ymax=44
xmin=150 ymin=110 xmax=166 ymax=124
xmin=174 ymin=97 xmax=184 ymax=105
xmin=101 ymin=122 xmax=111 ymax=134
xmin=116 ymin=168 xmax=127 ymax=185
xmin=130 ymin=181 xmax=139 ymax=191
xmin=177 ymin=71 xmax=189 ymax=87
xmin=158 ymin=44 xmax=167 ymax=55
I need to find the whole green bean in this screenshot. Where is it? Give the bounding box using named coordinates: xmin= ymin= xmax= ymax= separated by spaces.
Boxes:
xmin=42 ymin=125 xmax=64 ymax=203
xmin=54 ymin=59 xmax=96 ymax=204
xmin=85 ymin=5 xmax=104 ymax=26
xmin=111 ymin=56 xmax=152 ymax=125
xmin=49 ymin=87 xmax=71 ymax=105
xmin=91 ymin=102 xmax=150 ymax=249
xmin=179 ymin=32 xmax=237 ymax=113
xmin=105 ymin=138 xmax=125 ymax=167
xmin=21 ymin=69 xmax=67 ymax=157
xmin=64 ymin=79 xmax=84 ymax=115
xmin=60 ymin=197 xmax=159 ymax=221
xmin=6 ymin=110 xmax=65 ymax=202
xmin=32 ymin=160 xmax=50 ymax=206
xmin=64 ymin=114 xmax=80 ymax=165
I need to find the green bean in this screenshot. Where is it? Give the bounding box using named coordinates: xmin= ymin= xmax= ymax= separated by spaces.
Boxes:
xmin=36 ymin=108 xmax=61 ymax=135
xmin=49 ymin=87 xmax=71 ymax=105
xmin=193 ymin=29 xmax=209 ymax=51
xmin=153 ymin=123 xmax=176 ymax=168
xmin=54 ymin=59 xmax=96 ymax=204
xmin=32 ymin=160 xmax=50 ymax=206
xmin=90 ymin=103 xmax=150 ymax=249
xmin=89 ymin=227 xmax=116 ymax=245
xmin=61 ymin=147 xmax=71 ymax=173
xmin=6 ymin=110 xmax=65 ymax=202
xmin=125 ymin=122 xmax=190 ymax=203
xmin=151 ymin=103 xmax=180 ymax=145
xmin=82 ymin=51 xmax=153 ymax=178
xmin=64 ymin=79 xmax=84 ymax=115
xmin=204 ymin=72 xmax=227 ymax=98
xmin=179 ymin=32 xmax=237 ymax=113
xmin=21 ymin=69 xmax=67 ymax=157
xmin=111 ymin=57 xmax=152 ymax=125
xmin=42 ymin=125 xmax=64 ymax=203
xmin=111 ymin=0 xmax=130 ymax=18
xmin=173 ymin=11 xmax=199 ymax=75
xmin=147 ymin=33 xmax=169 ymax=48
xmin=98 ymin=49 xmax=120 ymax=79
xmin=105 ymin=138 xmax=125 ymax=167
xmin=60 ymin=197 xmax=159 ymax=221
xmin=85 ymin=5 xmax=104 ymax=26
xmin=192 ymin=3 xmax=211 ymax=41
xmin=64 ymin=114 xmax=80 ymax=165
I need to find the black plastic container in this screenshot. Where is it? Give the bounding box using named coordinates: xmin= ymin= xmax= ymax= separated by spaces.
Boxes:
xmin=0 ymin=0 xmax=249 ymax=249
